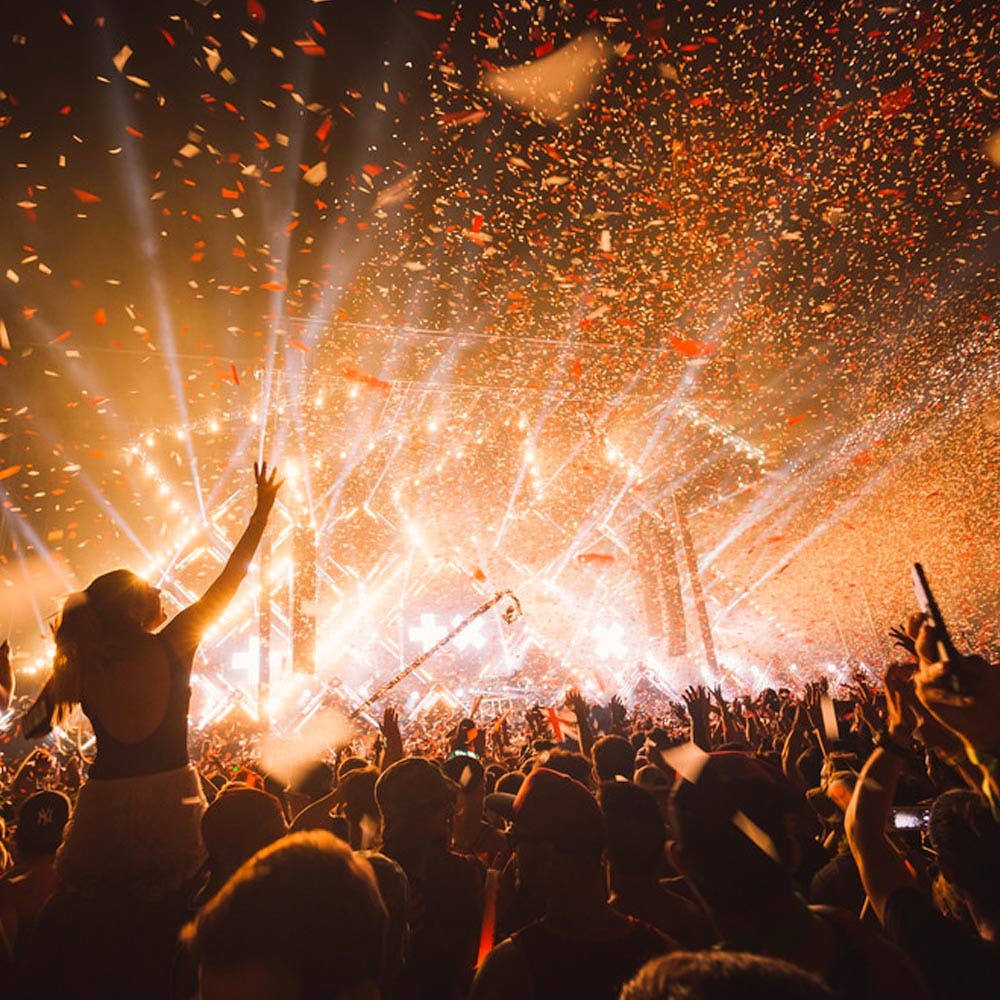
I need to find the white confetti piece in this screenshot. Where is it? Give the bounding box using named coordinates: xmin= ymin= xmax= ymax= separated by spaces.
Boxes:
xmin=820 ymin=694 xmax=839 ymax=742
xmin=660 ymin=742 xmax=710 ymax=784
xmin=302 ymin=161 xmax=327 ymax=186
xmin=732 ymin=811 xmax=780 ymax=862
xmin=113 ymin=45 xmax=132 ymax=73
xmin=482 ymin=31 xmax=611 ymax=123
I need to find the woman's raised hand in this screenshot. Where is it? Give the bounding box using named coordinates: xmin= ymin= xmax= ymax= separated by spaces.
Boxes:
xmin=253 ymin=461 xmax=283 ymax=515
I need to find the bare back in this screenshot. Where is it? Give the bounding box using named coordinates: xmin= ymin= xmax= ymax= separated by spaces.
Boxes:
xmin=82 ymin=612 xmax=201 ymax=780
xmin=81 ymin=634 xmax=173 ymax=745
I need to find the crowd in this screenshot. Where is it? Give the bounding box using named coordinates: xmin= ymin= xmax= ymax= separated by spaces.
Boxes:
xmin=0 ymin=464 xmax=998 ymax=999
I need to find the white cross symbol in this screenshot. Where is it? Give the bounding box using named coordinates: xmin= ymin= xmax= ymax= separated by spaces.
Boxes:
xmin=592 ymin=622 xmax=627 ymax=660
xmin=452 ymin=615 xmax=486 ymax=651
xmin=409 ymin=613 xmax=447 ymax=652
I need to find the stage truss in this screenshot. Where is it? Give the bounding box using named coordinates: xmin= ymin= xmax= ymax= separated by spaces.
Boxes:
xmin=123 ymin=349 xmax=774 ymax=732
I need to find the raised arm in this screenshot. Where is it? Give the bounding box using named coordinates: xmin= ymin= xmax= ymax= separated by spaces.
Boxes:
xmin=566 ymin=688 xmax=595 ymax=758
xmin=0 ymin=641 xmax=12 ymax=712
xmin=166 ymin=462 xmax=282 ymax=650
xmin=781 ymin=700 xmax=809 ymax=787
xmin=844 ymin=663 xmax=919 ymax=923
xmin=682 ymin=686 xmax=712 ymax=751
xmin=909 ymin=612 xmax=1000 ymax=805
xmin=379 ymin=706 xmax=405 ymax=772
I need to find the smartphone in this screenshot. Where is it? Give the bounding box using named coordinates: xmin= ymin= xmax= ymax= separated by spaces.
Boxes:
xmin=911 ymin=564 xmax=961 ymax=668
xmin=892 ymin=806 xmax=931 ymax=831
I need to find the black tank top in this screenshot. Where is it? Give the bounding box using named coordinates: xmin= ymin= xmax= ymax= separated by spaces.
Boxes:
xmin=512 ymin=918 xmax=670 ymax=1000
xmin=85 ymin=635 xmax=191 ymax=780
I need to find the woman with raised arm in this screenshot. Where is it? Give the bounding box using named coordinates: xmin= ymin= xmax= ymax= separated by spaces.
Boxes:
xmin=23 ymin=462 xmax=281 ymax=901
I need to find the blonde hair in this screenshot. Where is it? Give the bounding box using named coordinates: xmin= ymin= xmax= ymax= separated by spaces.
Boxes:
xmin=50 ymin=569 xmax=150 ymax=724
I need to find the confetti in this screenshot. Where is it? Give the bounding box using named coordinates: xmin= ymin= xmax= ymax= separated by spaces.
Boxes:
xmin=112 ymin=44 xmax=132 ymax=73
xmin=482 ymin=31 xmax=611 ymax=123
xmin=302 ymin=161 xmax=327 ymax=185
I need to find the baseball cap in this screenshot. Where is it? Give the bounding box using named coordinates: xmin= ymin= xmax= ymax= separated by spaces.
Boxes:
xmin=486 ymin=766 xmax=605 ymax=856
xmin=15 ymin=790 xmax=71 ymax=856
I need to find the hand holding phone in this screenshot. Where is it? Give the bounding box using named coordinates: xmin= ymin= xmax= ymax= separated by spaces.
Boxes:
xmin=909 ymin=564 xmax=1000 ymax=760
xmin=911 ymin=564 xmax=961 ymax=667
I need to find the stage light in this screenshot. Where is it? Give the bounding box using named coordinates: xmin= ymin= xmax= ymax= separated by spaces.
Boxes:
xmin=409 ymin=612 xmax=447 ymax=651
xmin=452 ymin=614 xmax=486 ymax=651
xmin=592 ymin=622 xmax=627 ymax=660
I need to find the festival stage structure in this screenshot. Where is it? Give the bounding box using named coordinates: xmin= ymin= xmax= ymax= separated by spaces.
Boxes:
xmin=118 ymin=329 xmax=774 ymax=732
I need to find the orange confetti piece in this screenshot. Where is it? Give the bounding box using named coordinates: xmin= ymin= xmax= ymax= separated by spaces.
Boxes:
xmin=0 ymin=465 xmax=21 ymax=481
xmin=342 ymin=365 xmax=391 ymax=393
xmin=668 ymin=334 xmax=714 ymax=358
xmin=416 ymin=8 xmax=442 ymax=18
xmin=438 ymin=109 xmax=487 ymax=128
xmin=247 ymin=0 xmax=265 ymax=23
xmin=289 ymin=339 xmax=311 ymax=352
xmin=221 ymin=187 xmax=240 ymax=199
xmin=362 ymin=163 xmax=384 ymax=177
xmin=577 ymin=552 xmax=616 ymax=566
xmin=880 ymin=84 xmax=913 ymax=117
xmin=93 ymin=308 xmax=107 ymax=326
xmin=295 ymin=40 xmax=326 ymax=57
xmin=71 ymin=188 xmax=102 ymax=203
